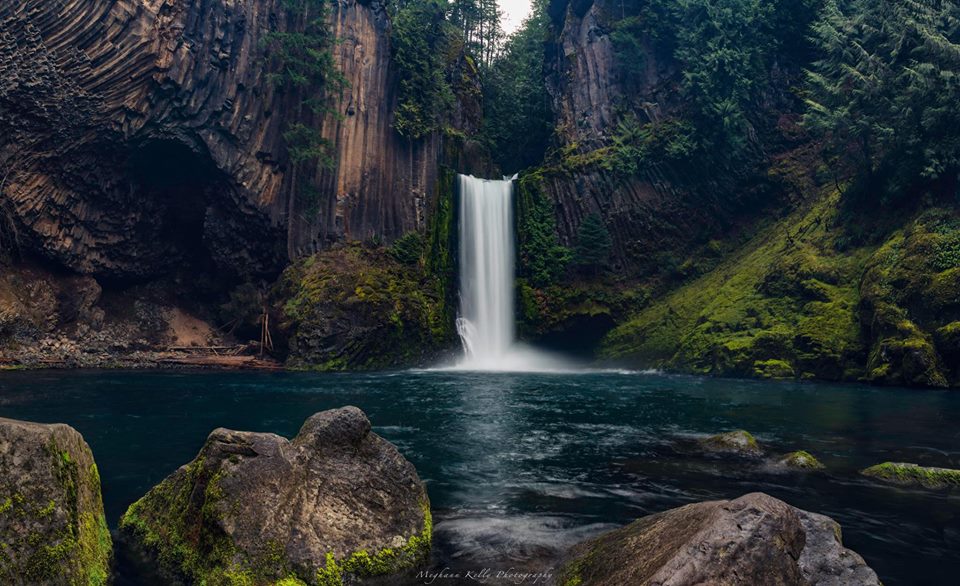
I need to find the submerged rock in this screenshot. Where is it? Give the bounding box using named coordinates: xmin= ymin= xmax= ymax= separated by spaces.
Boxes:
xmin=698 ymin=430 xmax=763 ymax=458
xmin=0 ymin=417 xmax=112 ymax=585
xmin=118 ymin=406 xmax=431 ymax=585
xmin=861 ymin=462 xmax=960 ymax=490
xmin=777 ymin=450 xmax=826 ymax=470
xmin=555 ymin=492 xmax=879 ymax=586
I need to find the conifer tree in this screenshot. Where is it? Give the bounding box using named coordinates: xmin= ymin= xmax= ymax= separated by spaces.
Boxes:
xmin=805 ymin=0 xmax=960 ymax=189
xmin=574 ymin=213 xmax=613 ymax=273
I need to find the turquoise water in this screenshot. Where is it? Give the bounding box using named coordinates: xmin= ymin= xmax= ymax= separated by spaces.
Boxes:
xmin=1 ymin=370 xmax=958 ymax=585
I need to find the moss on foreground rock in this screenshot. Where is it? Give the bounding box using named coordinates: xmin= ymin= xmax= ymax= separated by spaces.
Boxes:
xmin=0 ymin=417 xmax=112 ymax=585
xmin=861 ymin=462 xmax=960 ymax=490
xmin=118 ymin=407 xmax=431 ymax=586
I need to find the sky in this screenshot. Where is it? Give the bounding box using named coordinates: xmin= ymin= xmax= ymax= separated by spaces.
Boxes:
xmin=499 ymin=0 xmax=533 ymax=35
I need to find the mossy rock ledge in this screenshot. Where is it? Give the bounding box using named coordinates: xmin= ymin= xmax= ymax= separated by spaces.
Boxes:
xmin=0 ymin=417 xmax=112 ymax=585
xmin=118 ymin=407 xmax=432 ymax=585
xmin=555 ymin=492 xmax=880 ymax=586
xmin=861 ymin=462 xmax=960 ymax=490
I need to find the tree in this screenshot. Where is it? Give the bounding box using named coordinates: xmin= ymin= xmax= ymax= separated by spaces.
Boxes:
xmin=391 ymin=0 xmax=458 ymax=139
xmin=264 ymin=0 xmax=345 ymax=256
xmin=480 ymin=0 xmax=553 ymax=171
xmin=574 ymin=213 xmax=613 ymax=273
xmin=609 ymin=0 xmax=822 ymax=168
xmin=805 ymin=0 xmax=960 ymax=192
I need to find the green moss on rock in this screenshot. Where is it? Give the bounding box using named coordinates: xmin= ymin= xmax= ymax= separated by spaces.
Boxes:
xmin=778 ymin=451 xmax=825 ymax=470
xmin=601 ymin=188 xmax=960 ymax=387
xmin=753 ymin=359 xmax=795 ymax=379
xmin=861 ymin=462 xmax=960 ymax=490
xmin=0 ymin=418 xmax=112 ymax=585
xmin=699 ymin=430 xmax=763 ymax=457
xmin=119 ymin=408 xmax=432 ymax=586
xmin=601 ymin=190 xmax=868 ymax=381
xmin=275 ymin=243 xmax=455 ymax=370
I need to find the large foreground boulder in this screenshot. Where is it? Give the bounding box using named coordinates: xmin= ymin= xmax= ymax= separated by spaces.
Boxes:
xmin=0 ymin=417 xmax=112 ymax=585
xmin=556 ymin=492 xmax=879 ymax=586
xmin=118 ymin=407 xmax=431 ymax=585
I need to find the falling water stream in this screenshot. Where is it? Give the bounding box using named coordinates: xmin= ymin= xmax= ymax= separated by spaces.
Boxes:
xmin=454 ymin=174 xmax=566 ymax=371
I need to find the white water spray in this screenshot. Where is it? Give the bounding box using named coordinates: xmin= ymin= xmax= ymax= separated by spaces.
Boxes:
xmin=453 ymin=174 xmax=569 ymax=372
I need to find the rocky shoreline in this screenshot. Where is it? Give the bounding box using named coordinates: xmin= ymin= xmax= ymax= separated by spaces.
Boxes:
xmin=7 ymin=410 xmax=954 ymax=585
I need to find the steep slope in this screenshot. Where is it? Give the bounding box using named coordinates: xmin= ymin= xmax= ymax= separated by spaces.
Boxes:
xmin=601 ymin=188 xmax=960 ymax=387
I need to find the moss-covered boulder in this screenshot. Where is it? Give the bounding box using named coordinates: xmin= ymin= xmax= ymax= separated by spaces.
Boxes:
xmin=118 ymin=407 xmax=431 ymax=585
xmin=697 ymin=430 xmax=763 ymax=458
xmin=274 ymin=243 xmax=455 ymax=370
xmin=861 ymin=462 xmax=960 ymax=490
xmin=776 ymin=450 xmax=825 ymax=470
xmin=0 ymin=417 xmax=112 ymax=585
xmin=555 ymin=492 xmax=879 ymax=586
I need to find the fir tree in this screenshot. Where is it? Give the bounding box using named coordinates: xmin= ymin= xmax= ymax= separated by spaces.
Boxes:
xmin=805 ymin=0 xmax=960 ymax=191
xmin=574 ymin=213 xmax=613 ymax=273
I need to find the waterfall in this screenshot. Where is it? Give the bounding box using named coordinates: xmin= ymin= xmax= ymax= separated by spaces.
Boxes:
xmin=456 ymin=174 xmax=516 ymax=368
xmin=452 ymin=174 xmax=569 ymax=372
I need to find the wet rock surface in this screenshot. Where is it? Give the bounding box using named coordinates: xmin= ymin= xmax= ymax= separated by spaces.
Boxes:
xmin=861 ymin=462 xmax=960 ymax=490
xmin=697 ymin=430 xmax=764 ymax=458
xmin=117 ymin=406 xmax=431 ymax=585
xmin=555 ymin=492 xmax=880 ymax=586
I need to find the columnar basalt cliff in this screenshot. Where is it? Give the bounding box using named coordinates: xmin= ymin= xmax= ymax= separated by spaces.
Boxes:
xmin=534 ymin=0 xmax=790 ymax=275
xmin=0 ymin=0 xmax=481 ymax=368
xmin=538 ymin=0 xmax=696 ymax=272
xmin=0 ymin=0 xmax=480 ymax=279
xmin=0 ymin=0 xmax=289 ymax=279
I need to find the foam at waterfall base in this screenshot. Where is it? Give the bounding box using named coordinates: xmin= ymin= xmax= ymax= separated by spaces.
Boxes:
xmin=434 ymin=343 xmax=586 ymax=373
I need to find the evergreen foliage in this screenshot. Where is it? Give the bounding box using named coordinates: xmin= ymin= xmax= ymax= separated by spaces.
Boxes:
xmin=574 ymin=213 xmax=613 ymax=272
xmin=265 ymin=0 xmax=344 ymax=168
xmin=390 ymin=0 xmax=459 ymax=139
xmin=449 ymin=0 xmax=505 ymax=68
xmin=805 ymin=0 xmax=960 ymax=194
xmin=518 ymin=177 xmax=572 ymax=287
xmin=480 ymin=0 xmax=553 ymax=172
xmin=609 ymin=0 xmax=822 ymax=168
xmin=389 ymin=232 xmax=426 ymax=266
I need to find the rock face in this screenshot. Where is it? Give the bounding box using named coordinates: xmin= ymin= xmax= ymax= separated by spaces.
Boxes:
xmin=276 ymin=243 xmax=454 ymax=370
xmin=538 ymin=0 xmax=707 ymax=272
xmin=536 ymin=0 xmax=796 ymax=276
xmin=556 ymin=492 xmax=880 ymax=586
xmin=0 ymin=417 xmax=112 ymax=585
xmin=118 ymin=406 xmax=432 ymax=585
xmin=0 ymin=0 xmax=479 ymax=279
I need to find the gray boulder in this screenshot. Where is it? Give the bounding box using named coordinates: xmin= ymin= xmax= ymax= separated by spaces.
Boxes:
xmin=555 ymin=492 xmax=879 ymax=586
xmin=0 ymin=417 xmax=112 ymax=585
xmin=118 ymin=406 xmax=431 ymax=585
